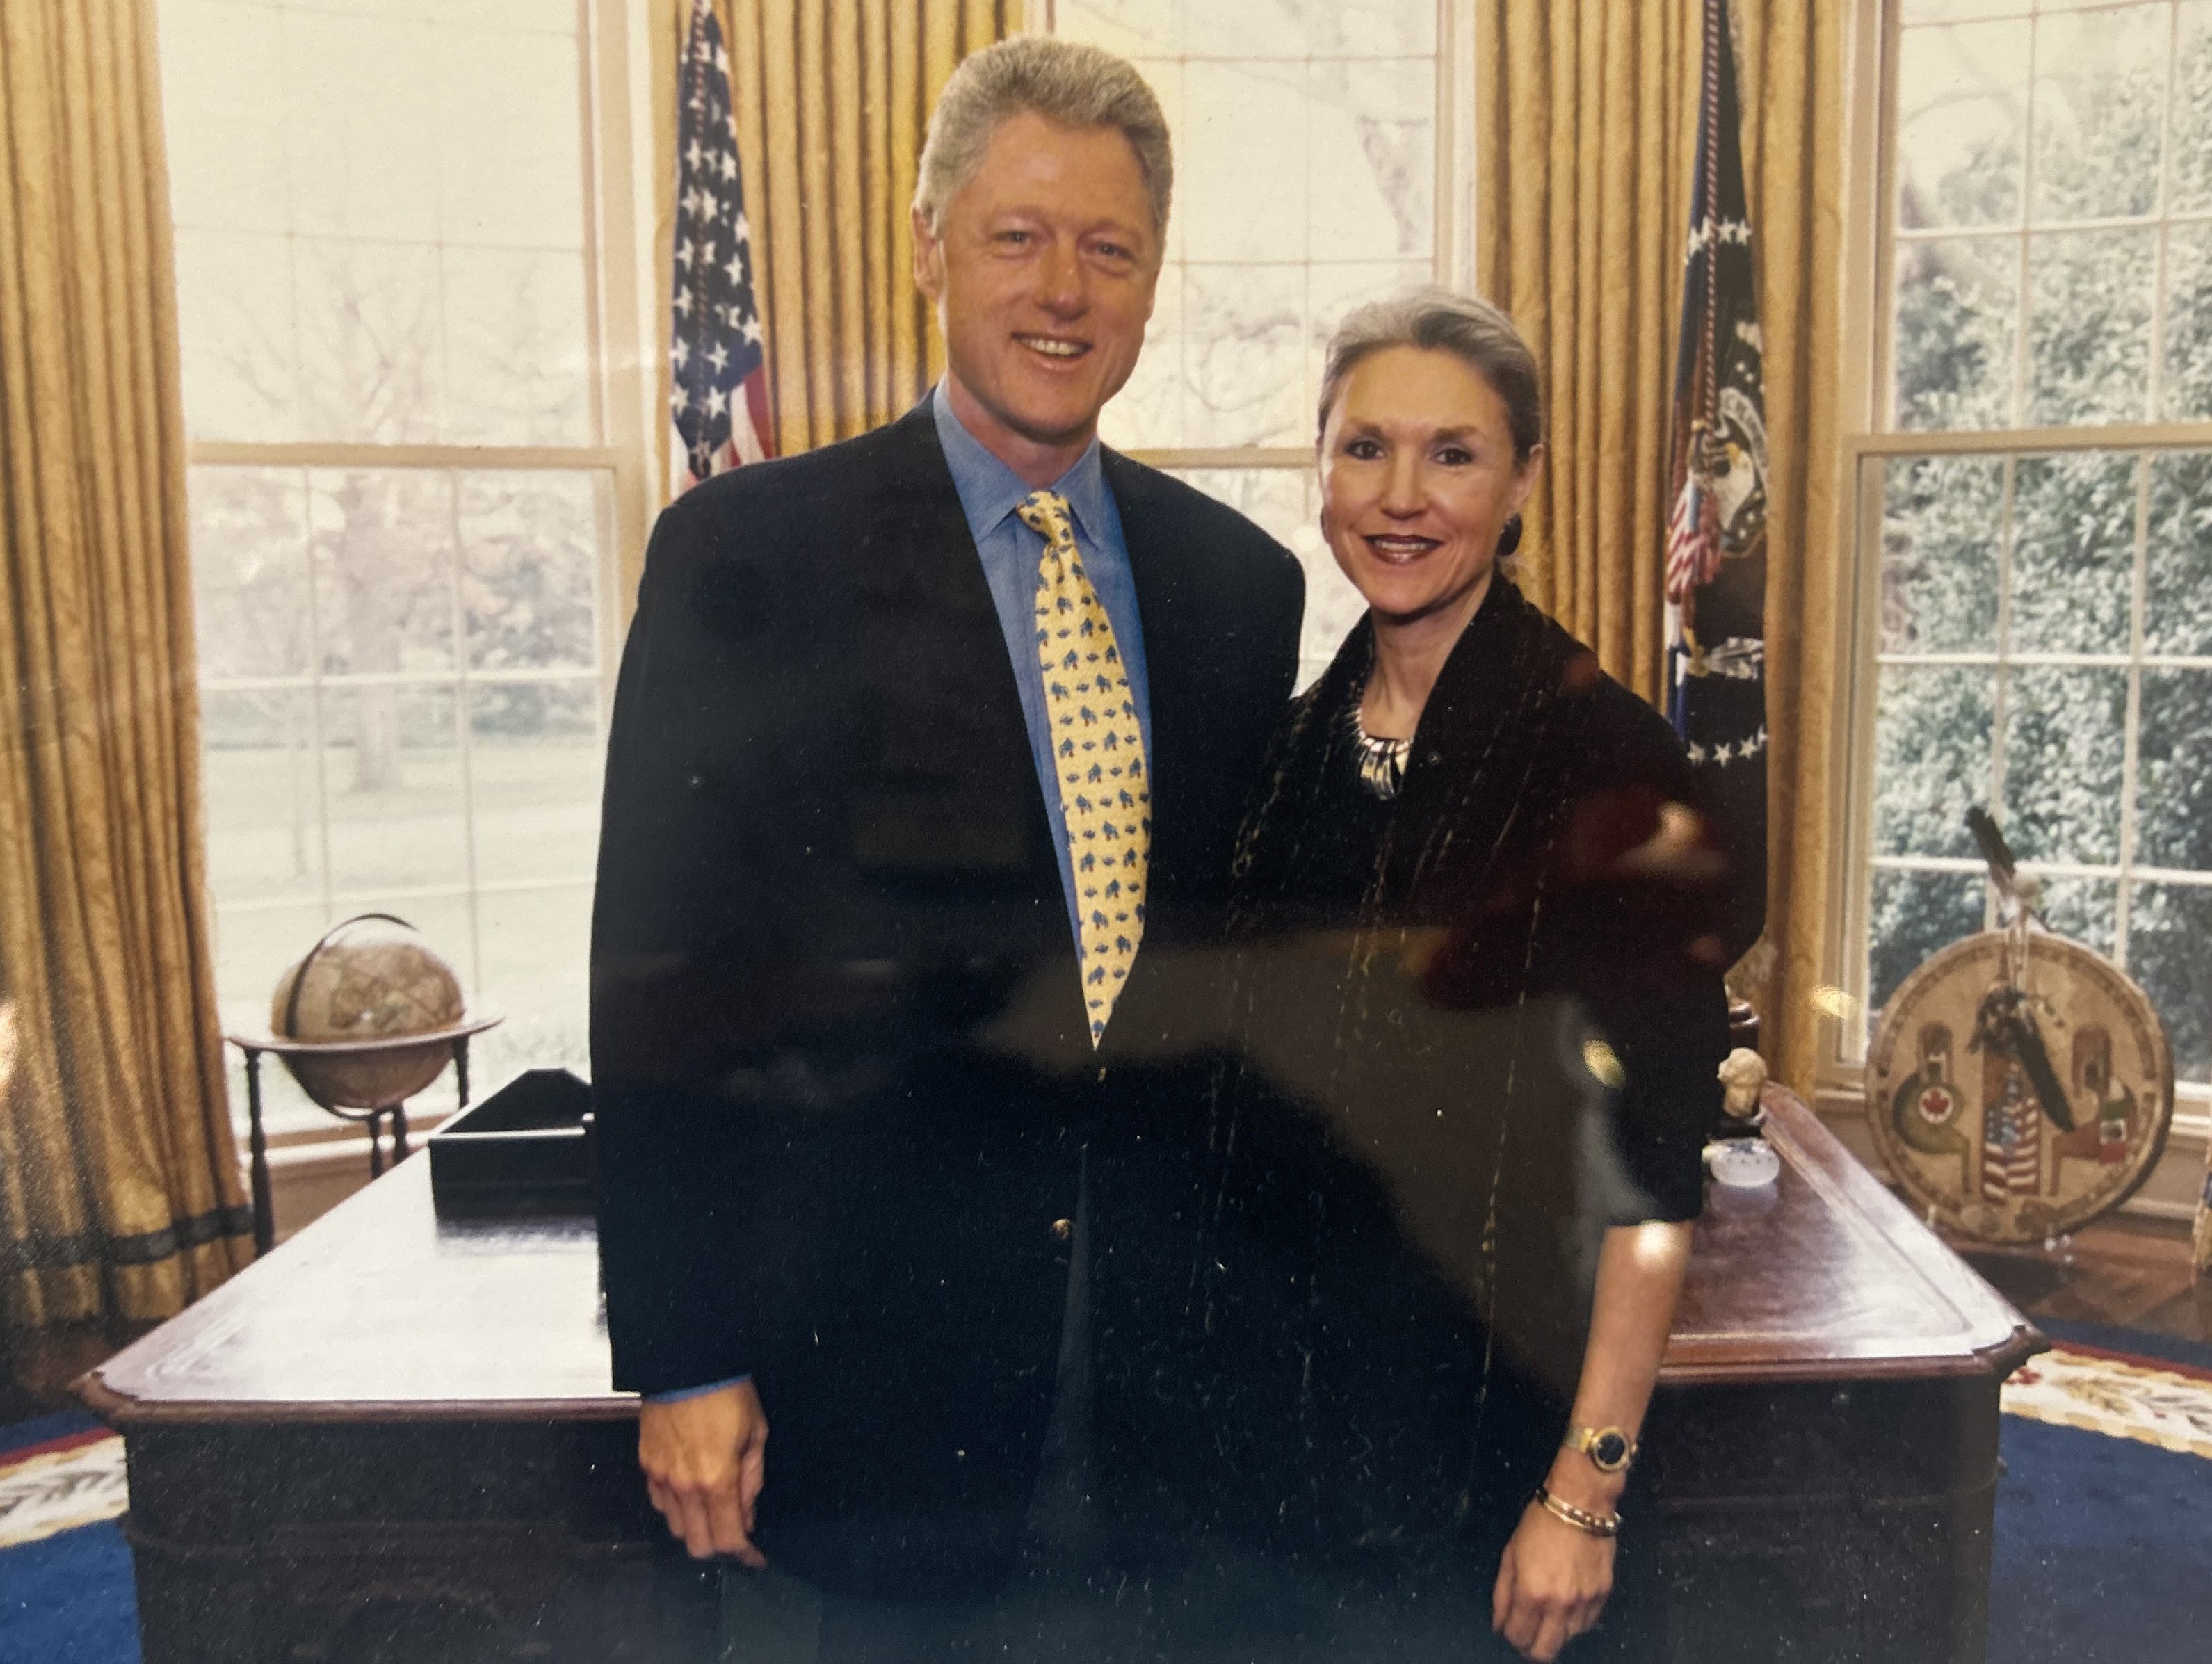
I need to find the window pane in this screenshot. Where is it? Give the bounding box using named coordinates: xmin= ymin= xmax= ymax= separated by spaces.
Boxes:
xmin=2127 ymin=882 xmax=2212 ymax=1082
xmin=1896 ymin=21 xmax=2029 ymax=230
xmin=1057 ymin=0 xmax=1181 ymax=57
xmin=202 ymin=688 xmax=325 ymax=904
xmin=2145 ymin=451 xmax=2212 ymax=654
xmin=1101 ymin=265 xmax=1186 ymax=450
xmin=1186 ymin=1 xmax=1309 ymax=58
xmin=157 ymin=0 xmax=292 ymax=234
xmin=467 ymin=683 xmax=604 ymax=886
xmin=2003 ymin=664 xmax=2126 ymax=866
xmin=2033 ymin=873 xmax=2116 ymax=955
xmin=472 ymin=884 xmax=595 ymax=1087
xmin=1874 ymin=665 xmax=1995 ymax=859
xmin=319 ymin=685 xmax=468 ymax=892
xmin=432 ymin=24 xmax=586 ymax=250
xmin=173 ymin=229 xmax=298 ymax=441
xmin=1894 ymin=236 xmax=2017 ymax=429
xmin=1169 ymin=468 xmax=1359 ymax=691
xmin=1870 ymin=868 xmax=1988 ymax=1016
xmin=1309 ymin=60 xmax=1435 ymax=263
xmin=1307 ymin=260 xmax=1435 ymax=428
xmin=283 ymin=7 xmax=442 ymax=241
xmin=442 ymin=247 xmax=594 ymax=446
xmin=2028 ymin=5 xmax=2167 ymax=224
xmin=157 ymin=0 xmax=592 ymax=445
xmin=2025 ymin=228 xmax=2153 ymax=426
xmin=460 ymin=472 xmax=603 ymax=672
xmin=2136 ymin=668 xmax=2212 ymax=871
xmin=2163 ymin=223 xmax=2212 ymax=422
xmin=1184 ymin=62 xmax=1308 ymax=264
xmin=1067 ymin=10 xmax=1439 ymax=455
xmin=1900 ymin=1 xmax=2021 ymax=19
xmin=1313 ymin=0 xmax=1437 ymax=56
xmin=1880 ymin=455 xmax=2003 ymax=654
xmin=309 ymin=471 xmax=458 ymax=676
xmin=2008 ymin=452 xmax=2134 ymax=654
xmin=213 ymin=900 xmax=338 ymax=1135
xmin=2174 ymin=1 xmax=2212 ymax=213
xmin=191 ymin=467 xmax=312 ymax=679
xmin=1184 ymin=264 xmax=1306 ymax=446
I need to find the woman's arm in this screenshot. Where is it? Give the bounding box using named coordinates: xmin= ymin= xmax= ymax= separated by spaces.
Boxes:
xmin=1492 ymin=1218 xmax=1695 ymax=1662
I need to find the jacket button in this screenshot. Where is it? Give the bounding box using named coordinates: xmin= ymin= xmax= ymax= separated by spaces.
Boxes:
xmin=1051 ymin=1218 xmax=1074 ymax=1241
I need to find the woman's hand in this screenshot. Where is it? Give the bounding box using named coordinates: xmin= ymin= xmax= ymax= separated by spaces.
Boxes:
xmin=1491 ymin=1494 xmax=1615 ymax=1661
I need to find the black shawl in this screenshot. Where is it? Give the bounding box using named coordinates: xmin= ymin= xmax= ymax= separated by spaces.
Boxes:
xmin=1188 ymin=577 xmax=1731 ymax=1555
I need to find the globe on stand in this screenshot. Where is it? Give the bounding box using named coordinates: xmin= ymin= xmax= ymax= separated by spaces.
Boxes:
xmin=225 ymin=914 xmax=501 ymax=1254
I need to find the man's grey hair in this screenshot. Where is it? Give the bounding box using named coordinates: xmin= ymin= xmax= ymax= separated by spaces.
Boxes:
xmin=1317 ymin=289 xmax=1546 ymax=462
xmin=914 ymin=35 xmax=1172 ymax=243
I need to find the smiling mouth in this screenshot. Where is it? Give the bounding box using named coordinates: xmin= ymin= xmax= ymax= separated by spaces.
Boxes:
xmin=1016 ymin=334 xmax=1090 ymax=361
xmin=1364 ymin=533 xmax=1440 ymax=564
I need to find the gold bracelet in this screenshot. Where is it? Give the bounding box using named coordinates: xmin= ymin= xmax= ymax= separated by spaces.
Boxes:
xmin=1534 ymin=1485 xmax=1620 ymax=1539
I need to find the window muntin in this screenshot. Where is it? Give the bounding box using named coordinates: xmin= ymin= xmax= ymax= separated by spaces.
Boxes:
xmin=1859 ymin=4 xmax=2212 ymax=1094
xmin=159 ymin=0 xmax=619 ymax=1135
xmin=1054 ymin=0 xmax=1449 ymax=689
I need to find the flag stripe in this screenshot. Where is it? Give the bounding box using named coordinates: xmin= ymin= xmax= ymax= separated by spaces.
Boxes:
xmin=672 ymin=0 xmax=772 ymax=491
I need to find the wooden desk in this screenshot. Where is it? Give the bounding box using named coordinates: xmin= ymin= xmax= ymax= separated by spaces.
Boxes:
xmin=81 ymin=1087 xmax=2037 ymax=1664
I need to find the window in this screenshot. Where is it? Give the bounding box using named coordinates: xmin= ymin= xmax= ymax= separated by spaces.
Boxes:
xmin=1850 ymin=1 xmax=2212 ymax=1092
xmin=157 ymin=0 xmax=648 ymax=1134
xmin=1051 ymin=0 xmax=1469 ymax=688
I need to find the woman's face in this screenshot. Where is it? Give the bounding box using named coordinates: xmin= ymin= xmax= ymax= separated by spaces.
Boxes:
xmin=1318 ymin=345 xmax=1540 ymax=627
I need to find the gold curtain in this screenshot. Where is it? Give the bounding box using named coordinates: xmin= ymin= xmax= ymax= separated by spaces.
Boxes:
xmin=650 ymin=0 xmax=1015 ymax=491
xmin=1473 ymin=0 xmax=1850 ymax=1090
xmin=0 ymin=0 xmax=252 ymax=1335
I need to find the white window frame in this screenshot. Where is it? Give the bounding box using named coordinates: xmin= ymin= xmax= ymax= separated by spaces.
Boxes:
xmin=177 ymin=0 xmax=661 ymax=1151
xmin=1033 ymin=0 xmax=1478 ymax=519
xmin=1824 ymin=0 xmax=2212 ymax=1193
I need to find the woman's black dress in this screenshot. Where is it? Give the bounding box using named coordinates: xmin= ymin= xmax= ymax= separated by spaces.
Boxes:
xmin=1170 ymin=578 xmax=1731 ymax=1659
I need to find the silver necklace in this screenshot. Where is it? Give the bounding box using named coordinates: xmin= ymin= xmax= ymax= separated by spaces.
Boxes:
xmin=1347 ymin=697 xmax=1411 ymax=800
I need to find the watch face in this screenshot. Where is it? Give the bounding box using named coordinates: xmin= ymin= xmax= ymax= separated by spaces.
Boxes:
xmin=1592 ymin=1431 xmax=1631 ymax=1469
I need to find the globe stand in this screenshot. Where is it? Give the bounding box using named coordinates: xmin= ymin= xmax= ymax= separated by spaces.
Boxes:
xmin=226 ymin=1017 xmax=502 ymax=1256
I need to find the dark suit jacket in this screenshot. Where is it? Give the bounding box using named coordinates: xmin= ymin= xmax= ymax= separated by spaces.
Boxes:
xmin=589 ymin=399 xmax=1302 ymax=1594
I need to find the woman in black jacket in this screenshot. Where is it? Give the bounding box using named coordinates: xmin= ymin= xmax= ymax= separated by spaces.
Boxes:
xmin=1181 ymin=291 xmax=1733 ymax=1663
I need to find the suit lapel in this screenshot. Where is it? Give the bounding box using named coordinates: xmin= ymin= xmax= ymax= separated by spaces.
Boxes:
xmin=1101 ymin=452 xmax=1195 ymax=895
xmin=850 ymin=402 xmax=1066 ymax=911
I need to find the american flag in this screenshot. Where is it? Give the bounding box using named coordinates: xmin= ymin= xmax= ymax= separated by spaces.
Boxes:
xmin=672 ymin=0 xmax=772 ymax=491
xmin=1664 ymin=0 xmax=1767 ymax=960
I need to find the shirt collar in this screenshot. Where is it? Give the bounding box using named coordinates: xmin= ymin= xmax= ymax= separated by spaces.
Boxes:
xmin=931 ymin=381 xmax=1111 ymax=549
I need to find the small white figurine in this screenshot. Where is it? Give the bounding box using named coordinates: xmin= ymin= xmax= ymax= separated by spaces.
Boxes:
xmin=1718 ymin=1047 xmax=1768 ymax=1122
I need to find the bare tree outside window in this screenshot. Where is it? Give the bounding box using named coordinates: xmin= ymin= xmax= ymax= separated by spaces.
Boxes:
xmin=159 ymin=0 xmax=615 ymax=1136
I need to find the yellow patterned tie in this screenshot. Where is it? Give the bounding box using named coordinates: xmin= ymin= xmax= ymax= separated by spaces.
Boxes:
xmin=1017 ymin=489 xmax=1149 ymax=1047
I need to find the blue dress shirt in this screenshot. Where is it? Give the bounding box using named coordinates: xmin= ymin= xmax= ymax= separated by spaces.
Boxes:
xmin=930 ymin=382 xmax=1154 ymax=946
xmin=645 ymin=387 xmax=1154 ymax=1405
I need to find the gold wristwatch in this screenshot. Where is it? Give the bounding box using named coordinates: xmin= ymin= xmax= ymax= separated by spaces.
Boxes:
xmin=1563 ymin=1425 xmax=1638 ymax=1473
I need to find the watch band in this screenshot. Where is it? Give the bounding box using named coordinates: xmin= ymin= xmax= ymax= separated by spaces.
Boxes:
xmin=1535 ymin=1485 xmax=1621 ymax=1538
xmin=1562 ymin=1424 xmax=1638 ymax=1473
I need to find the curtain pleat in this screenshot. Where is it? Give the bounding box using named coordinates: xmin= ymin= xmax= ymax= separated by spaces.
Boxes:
xmin=1474 ymin=0 xmax=1848 ymax=1088
xmin=651 ymin=0 xmax=1015 ymax=499
xmin=0 ymin=0 xmax=253 ymax=1337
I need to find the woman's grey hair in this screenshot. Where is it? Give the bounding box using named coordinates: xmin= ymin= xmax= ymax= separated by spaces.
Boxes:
xmin=1316 ymin=289 xmax=1545 ymax=462
xmin=914 ymin=36 xmax=1172 ymax=243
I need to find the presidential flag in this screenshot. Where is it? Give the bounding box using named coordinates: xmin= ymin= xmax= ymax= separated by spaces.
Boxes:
xmin=1665 ymin=0 xmax=1768 ymax=958
xmin=672 ymin=0 xmax=772 ymax=492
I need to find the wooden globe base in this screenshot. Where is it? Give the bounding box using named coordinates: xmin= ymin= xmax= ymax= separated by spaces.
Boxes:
xmin=224 ymin=1016 xmax=503 ymax=1254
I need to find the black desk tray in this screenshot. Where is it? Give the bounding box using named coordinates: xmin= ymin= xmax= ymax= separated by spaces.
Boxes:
xmin=428 ymin=1067 xmax=596 ymax=1216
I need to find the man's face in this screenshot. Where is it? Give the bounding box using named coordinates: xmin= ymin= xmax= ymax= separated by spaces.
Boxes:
xmin=914 ymin=108 xmax=1161 ymax=474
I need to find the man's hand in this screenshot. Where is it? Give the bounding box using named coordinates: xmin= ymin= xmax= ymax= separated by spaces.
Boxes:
xmin=1491 ymin=1496 xmax=1615 ymax=1661
xmin=639 ymin=1380 xmax=768 ymax=1565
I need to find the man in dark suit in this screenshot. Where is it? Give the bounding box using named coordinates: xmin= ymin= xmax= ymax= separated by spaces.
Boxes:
xmin=588 ymin=33 xmax=1303 ymax=1633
